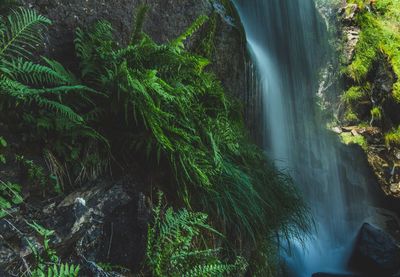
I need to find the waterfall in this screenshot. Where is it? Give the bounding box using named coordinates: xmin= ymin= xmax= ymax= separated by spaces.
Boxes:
xmin=233 ymin=0 xmax=378 ymax=275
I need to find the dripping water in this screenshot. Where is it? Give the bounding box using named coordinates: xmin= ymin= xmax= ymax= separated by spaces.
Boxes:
xmin=233 ymin=0 xmax=378 ymax=275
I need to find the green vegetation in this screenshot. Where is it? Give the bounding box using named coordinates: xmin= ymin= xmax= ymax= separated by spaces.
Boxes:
xmin=0 ymin=136 xmax=6 ymax=164
xmin=0 ymin=5 xmax=311 ymax=276
xmin=341 ymin=86 xmax=366 ymax=104
xmin=346 ymin=0 xmax=400 ymax=97
xmin=0 ymin=180 xmax=22 ymax=218
xmin=146 ymin=192 xmax=247 ymax=277
xmin=28 ymin=221 xmax=80 ymax=277
xmin=340 ymin=0 xmax=400 ymax=150
xmin=385 ymin=126 xmax=400 ymax=147
xmin=340 ymin=132 xmax=368 ymax=150
xmin=370 ymin=106 xmax=382 ymax=120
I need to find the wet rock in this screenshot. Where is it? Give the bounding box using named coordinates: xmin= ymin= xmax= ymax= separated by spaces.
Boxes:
xmin=349 ymin=223 xmax=400 ymax=276
xmin=339 ymin=4 xmax=359 ymax=23
xmin=0 ymin=179 xmax=150 ymax=274
xmin=342 ymin=26 xmax=360 ymax=64
xmin=332 ymin=126 xmax=343 ymax=134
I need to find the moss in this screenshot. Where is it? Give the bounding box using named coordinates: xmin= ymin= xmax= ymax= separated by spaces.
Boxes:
xmin=340 ymin=132 xmax=368 ymax=150
xmin=385 ymin=126 xmax=400 ymax=146
xmin=347 ymin=14 xmax=380 ymax=82
xmin=344 ymin=108 xmax=360 ymax=122
xmin=341 ymin=0 xmax=400 ymax=128
xmin=393 ymin=81 xmax=400 ymax=103
xmin=371 ymin=106 xmax=382 ymax=119
xmin=341 ymin=86 xmax=365 ymax=103
xmin=346 ymin=0 xmax=400 ymax=85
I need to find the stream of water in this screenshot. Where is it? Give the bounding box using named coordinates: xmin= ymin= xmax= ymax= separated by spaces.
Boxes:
xmin=233 ymin=0 xmax=377 ymax=275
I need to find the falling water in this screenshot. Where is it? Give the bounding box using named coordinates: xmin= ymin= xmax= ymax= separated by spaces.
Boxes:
xmin=233 ymin=0 xmax=378 ymax=276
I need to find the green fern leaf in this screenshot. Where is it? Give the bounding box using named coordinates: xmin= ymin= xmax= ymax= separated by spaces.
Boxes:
xmin=0 ymin=8 xmax=51 ymax=60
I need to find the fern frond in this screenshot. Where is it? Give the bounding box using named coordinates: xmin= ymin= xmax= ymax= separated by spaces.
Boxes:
xmin=3 ymin=58 xmax=78 ymax=85
xmin=131 ymin=5 xmax=149 ymax=44
xmin=170 ymin=15 xmax=208 ymax=51
xmin=46 ymin=263 xmax=80 ymax=277
xmin=0 ymin=8 xmax=51 ymax=60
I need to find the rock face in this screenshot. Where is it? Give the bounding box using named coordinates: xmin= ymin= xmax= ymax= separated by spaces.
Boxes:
xmin=21 ymin=0 xmax=247 ymax=100
xmin=0 ymin=179 xmax=150 ymax=275
xmin=316 ymin=1 xmax=400 ymax=202
xmin=349 ymin=223 xmax=400 ymax=276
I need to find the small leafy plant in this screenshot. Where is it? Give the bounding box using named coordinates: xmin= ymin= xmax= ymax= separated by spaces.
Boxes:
xmin=28 ymin=221 xmax=80 ymax=277
xmin=0 ymin=180 xmax=23 ymax=218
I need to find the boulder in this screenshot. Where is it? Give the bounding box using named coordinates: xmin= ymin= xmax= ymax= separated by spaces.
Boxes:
xmin=0 ymin=178 xmax=150 ymax=275
xmin=349 ymin=223 xmax=400 ymax=276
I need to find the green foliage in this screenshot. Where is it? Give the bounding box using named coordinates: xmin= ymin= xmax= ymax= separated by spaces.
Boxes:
xmin=0 ymin=180 xmax=22 ymax=218
xmin=341 ymin=0 xmax=400 ymax=148
xmin=385 ymin=126 xmax=400 ymax=147
xmin=0 ymin=136 xmax=7 ymax=164
xmin=0 ymin=7 xmax=311 ymax=272
xmin=346 ymin=0 xmax=400 ymax=96
xmin=0 ymin=8 xmax=108 ymax=184
xmin=171 ymin=15 xmax=208 ymax=51
xmin=146 ymin=192 xmax=247 ymax=277
xmin=72 ymin=17 xmax=311 ymax=254
xmin=28 ymin=222 xmax=80 ymax=277
xmin=344 ymin=108 xmax=360 ymax=122
xmin=16 ymin=155 xmax=47 ymax=188
xmin=340 ymin=132 xmax=368 ymax=150
xmin=371 ymin=106 xmax=382 ymax=119
xmin=36 ymin=263 xmax=80 ymax=277
xmin=28 ymin=221 xmax=58 ymax=264
xmin=341 ymin=86 xmax=365 ymax=104
xmin=131 ymin=5 xmax=149 ymax=44
xmin=0 ymin=8 xmax=51 ymax=59
xmin=196 ymin=12 xmax=217 ymax=59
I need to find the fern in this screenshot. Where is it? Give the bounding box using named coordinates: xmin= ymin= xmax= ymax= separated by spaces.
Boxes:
xmin=0 ymin=8 xmax=51 ymax=60
xmin=0 ymin=7 xmax=311 ymax=274
xmin=170 ymin=15 xmax=209 ymax=52
xmin=131 ymin=5 xmax=149 ymax=44
xmin=28 ymin=222 xmax=81 ymax=277
xmin=0 ymin=180 xmax=23 ymax=218
xmin=146 ymin=192 xmax=247 ymax=277
xmin=0 ymin=8 xmax=109 ymax=185
xmin=43 ymin=264 xmax=80 ymax=277
xmin=69 ymin=14 xmax=311 ymax=258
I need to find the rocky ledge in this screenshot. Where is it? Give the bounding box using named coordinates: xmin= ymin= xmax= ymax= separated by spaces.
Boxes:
xmin=318 ymin=1 xmax=400 ymax=201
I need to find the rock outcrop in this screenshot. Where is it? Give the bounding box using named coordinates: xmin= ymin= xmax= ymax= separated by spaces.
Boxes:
xmin=0 ymin=179 xmax=150 ymax=275
xmin=317 ymin=1 xmax=400 ymax=202
xmin=349 ymin=223 xmax=400 ymax=276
